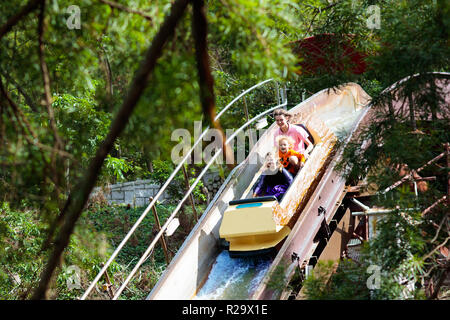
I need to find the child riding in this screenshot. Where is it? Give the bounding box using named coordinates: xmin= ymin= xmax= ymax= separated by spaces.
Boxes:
xmin=276 ymin=135 xmax=305 ymax=176
xmin=253 ymin=152 xmax=294 ymax=202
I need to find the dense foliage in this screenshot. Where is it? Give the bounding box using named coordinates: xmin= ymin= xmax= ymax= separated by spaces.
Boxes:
xmin=0 ymin=0 xmax=448 ymax=299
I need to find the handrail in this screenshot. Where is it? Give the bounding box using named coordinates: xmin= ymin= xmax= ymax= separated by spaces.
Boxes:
xmin=214 ymin=78 xmax=274 ymax=120
xmin=112 ymin=101 xmax=286 ymax=299
xmin=80 ymin=79 xmax=279 ymax=300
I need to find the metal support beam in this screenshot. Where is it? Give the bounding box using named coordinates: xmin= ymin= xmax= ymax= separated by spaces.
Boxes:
xmin=352 ymin=207 xmax=420 ymax=216
xmin=350 ymin=198 xmax=370 ymax=211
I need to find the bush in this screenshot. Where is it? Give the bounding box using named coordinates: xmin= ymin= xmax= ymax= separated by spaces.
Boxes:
xmin=301 ymin=259 xmax=370 ymax=300
xmin=0 ymin=202 xmax=115 ymax=299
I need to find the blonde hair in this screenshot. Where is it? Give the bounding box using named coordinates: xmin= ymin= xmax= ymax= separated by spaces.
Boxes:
xmin=276 ymin=135 xmax=295 ymax=148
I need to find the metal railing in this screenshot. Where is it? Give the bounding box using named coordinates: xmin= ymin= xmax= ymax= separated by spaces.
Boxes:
xmin=80 ymin=79 xmax=285 ymax=300
xmin=113 ymin=102 xmax=286 ymax=299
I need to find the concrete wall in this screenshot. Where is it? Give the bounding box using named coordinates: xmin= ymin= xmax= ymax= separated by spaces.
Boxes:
xmin=91 ymin=171 xmax=221 ymax=207
xmin=99 ymin=179 xmax=168 ymax=207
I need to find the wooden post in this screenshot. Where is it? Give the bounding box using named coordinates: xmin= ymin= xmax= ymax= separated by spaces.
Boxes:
xmin=102 ymin=264 xmax=115 ymax=299
xmin=181 ymin=164 xmax=198 ymax=221
xmin=149 ymin=197 xmax=171 ymax=264
xmin=365 ymin=215 xmax=369 ymax=241
xmin=242 ymin=94 xmax=254 ymax=148
xmin=446 ymin=143 xmax=449 ymax=207
xmin=243 ymin=94 xmax=249 ymax=122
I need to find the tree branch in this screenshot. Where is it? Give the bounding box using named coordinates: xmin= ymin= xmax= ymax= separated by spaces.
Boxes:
xmin=31 ymin=0 xmax=190 ymax=300
xmin=429 ymin=265 xmax=450 ymax=300
xmin=0 ymin=76 xmax=67 ymax=201
xmin=0 ymin=0 xmax=43 ymax=40
xmin=0 ymin=75 xmax=39 ymax=142
xmin=99 ymin=0 xmax=153 ymax=22
xmin=0 ymin=70 xmax=39 ymax=113
xmin=382 ymin=152 xmax=446 ymax=194
xmin=192 ymin=0 xmax=234 ymax=168
xmin=304 ymin=1 xmax=340 ymax=36
xmin=430 ymin=214 xmax=448 ymax=243
xmin=37 ymin=0 xmax=65 ymax=198
xmin=38 ymin=0 xmax=63 ymax=150
xmin=422 ymin=195 xmax=447 ymax=217
xmin=423 ymin=236 xmax=450 ymax=262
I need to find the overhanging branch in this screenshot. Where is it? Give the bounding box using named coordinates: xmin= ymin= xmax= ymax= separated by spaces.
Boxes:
xmin=99 ymin=0 xmax=153 ymax=22
xmin=0 ymin=0 xmax=43 ymax=40
xmin=31 ymin=0 xmax=190 ymax=300
xmin=192 ymin=0 xmax=234 ymax=168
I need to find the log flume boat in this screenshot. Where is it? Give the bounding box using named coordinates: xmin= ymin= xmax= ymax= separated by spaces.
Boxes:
xmin=148 ymin=83 xmax=371 ymax=300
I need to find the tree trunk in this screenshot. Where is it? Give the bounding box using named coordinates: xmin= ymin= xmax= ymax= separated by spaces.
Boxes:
xmin=31 ymin=0 xmax=190 ymax=300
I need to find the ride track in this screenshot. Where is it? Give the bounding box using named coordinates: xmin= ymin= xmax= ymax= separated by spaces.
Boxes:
xmin=147 ymin=82 xmax=372 ymax=300
xmin=83 ymin=74 xmax=448 ymax=300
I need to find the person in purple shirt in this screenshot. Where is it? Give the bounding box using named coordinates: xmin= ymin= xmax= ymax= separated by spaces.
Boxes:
xmin=253 ymin=152 xmax=294 ymax=202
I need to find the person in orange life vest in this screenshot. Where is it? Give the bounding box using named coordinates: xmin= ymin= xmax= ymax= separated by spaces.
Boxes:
xmin=276 ymin=135 xmax=305 ymax=175
xmin=272 ymin=108 xmax=313 ymax=156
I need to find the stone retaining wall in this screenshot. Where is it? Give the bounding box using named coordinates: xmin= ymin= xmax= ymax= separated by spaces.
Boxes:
xmin=91 ymin=171 xmax=222 ymax=207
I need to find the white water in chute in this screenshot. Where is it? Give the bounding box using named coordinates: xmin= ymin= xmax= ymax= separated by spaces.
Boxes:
xmin=194 ymin=251 xmax=272 ymax=300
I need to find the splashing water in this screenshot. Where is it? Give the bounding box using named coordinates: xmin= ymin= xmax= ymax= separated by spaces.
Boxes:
xmin=194 ymin=251 xmax=273 ymax=300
